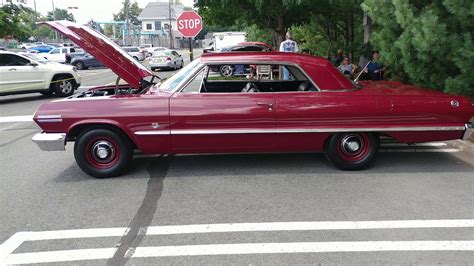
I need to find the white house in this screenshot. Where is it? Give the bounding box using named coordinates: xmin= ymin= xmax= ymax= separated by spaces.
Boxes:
xmin=137 ymin=2 xmax=184 ymax=39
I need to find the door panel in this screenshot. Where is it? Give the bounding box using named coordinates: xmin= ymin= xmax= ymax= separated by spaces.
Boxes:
xmin=275 ymin=92 xmax=380 ymax=151
xmin=170 ymin=92 xmax=276 ymax=153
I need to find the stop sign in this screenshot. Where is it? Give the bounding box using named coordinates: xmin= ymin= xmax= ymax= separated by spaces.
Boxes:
xmin=177 ymin=11 xmax=203 ymax=38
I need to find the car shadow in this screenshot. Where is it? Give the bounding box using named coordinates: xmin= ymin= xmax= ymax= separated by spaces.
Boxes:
xmin=54 ymin=152 xmax=473 ymax=182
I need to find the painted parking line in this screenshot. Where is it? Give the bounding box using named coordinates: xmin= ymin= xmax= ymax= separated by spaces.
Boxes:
xmin=5 ymin=241 xmax=474 ymax=264
xmin=1 ymin=219 xmax=474 ymax=264
xmin=0 ymin=115 xmax=33 ymax=123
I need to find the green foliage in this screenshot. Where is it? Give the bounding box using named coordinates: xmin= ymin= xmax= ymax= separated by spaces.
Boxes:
xmin=0 ymin=3 xmax=36 ymax=40
xmin=46 ymin=8 xmax=75 ymax=21
xmin=244 ymin=24 xmax=273 ymax=47
xmin=113 ymin=0 xmax=142 ymax=25
xmin=363 ymin=0 xmax=474 ymax=96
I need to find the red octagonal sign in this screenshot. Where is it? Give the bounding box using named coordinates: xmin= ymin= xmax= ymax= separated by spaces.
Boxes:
xmin=177 ymin=11 xmax=203 ymax=38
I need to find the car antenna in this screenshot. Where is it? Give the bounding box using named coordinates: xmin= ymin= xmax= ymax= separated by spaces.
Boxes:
xmin=354 ymin=60 xmax=371 ymax=84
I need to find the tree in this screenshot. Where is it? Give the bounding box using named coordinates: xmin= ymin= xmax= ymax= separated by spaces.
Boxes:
xmin=362 ymin=0 xmax=474 ymax=96
xmin=113 ymin=0 xmax=142 ymax=25
xmin=47 ymin=8 xmax=75 ymax=21
xmin=0 ymin=2 xmax=37 ymax=41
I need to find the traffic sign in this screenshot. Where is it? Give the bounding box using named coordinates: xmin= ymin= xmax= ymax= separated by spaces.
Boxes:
xmin=177 ymin=11 xmax=203 ymax=38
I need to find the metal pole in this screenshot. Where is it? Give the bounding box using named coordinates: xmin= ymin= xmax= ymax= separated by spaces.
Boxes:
xmin=189 ymin=37 xmax=193 ymax=61
xmin=52 ymin=0 xmax=58 ymax=42
xmin=169 ymin=0 xmax=173 ymax=49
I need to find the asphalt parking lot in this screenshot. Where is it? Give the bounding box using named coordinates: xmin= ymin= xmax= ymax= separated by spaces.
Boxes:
xmin=1 ymin=51 xmax=473 ymax=264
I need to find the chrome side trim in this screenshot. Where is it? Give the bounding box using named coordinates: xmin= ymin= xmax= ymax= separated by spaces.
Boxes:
xmin=37 ymin=119 xmax=63 ymax=123
xmin=170 ymin=126 xmax=465 ymax=135
xmin=462 ymin=123 xmax=473 ymax=140
xmin=37 ymin=115 xmax=62 ymax=119
xmin=32 ymin=133 xmax=66 ymax=151
xmin=135 ymin=130 xmax=170 ymax=136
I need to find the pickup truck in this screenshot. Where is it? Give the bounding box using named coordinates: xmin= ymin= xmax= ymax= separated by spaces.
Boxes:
xmin=39 ymin=47 xmax=80 ymax=63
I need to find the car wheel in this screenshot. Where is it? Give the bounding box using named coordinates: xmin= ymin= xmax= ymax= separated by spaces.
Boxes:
xmin=53 ymin=77 xmax=76 ymax=97
xmin=74 ymin=61 xmax=85 ymax=70
xmin=173 ymin=63 xmax=177 ymax=70
xmin=151 ymin=68 xmax=156 ymax=72
xmin=220 ymin=65 xmax=233 ymax=77
xmin=325 ymin=132 xmax=379 ymax=170
xmin=133 ymin=56 xmax=139 ymax=61
xmin=74 ymin=129 xmax=132 ymax=178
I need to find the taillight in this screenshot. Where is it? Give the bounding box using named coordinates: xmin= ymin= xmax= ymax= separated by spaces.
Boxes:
xmin=166 ymin=57 xmax=171 ymax=61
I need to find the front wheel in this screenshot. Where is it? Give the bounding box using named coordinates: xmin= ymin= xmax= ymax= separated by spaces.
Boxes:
xmin=325 ymin=132 xmax=379 ymax=170
xmin=74 ymin=129 xmax=132 ymax=178
xmin=53 ymin=77 xmax=76 ymax=97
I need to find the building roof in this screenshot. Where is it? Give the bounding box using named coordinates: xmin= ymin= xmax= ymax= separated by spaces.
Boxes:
xmin=137 ymin=2 xmax=184 ymax=20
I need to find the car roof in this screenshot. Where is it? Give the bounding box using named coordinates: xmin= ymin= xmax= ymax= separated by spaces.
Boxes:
xmin=200 ymin=52 xmax=328 ymax=66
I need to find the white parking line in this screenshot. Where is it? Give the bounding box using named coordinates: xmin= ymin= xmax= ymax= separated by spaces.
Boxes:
xmin=0 ymin=115 xmax=32 ymax=123
xmin=1 ymin=219 xmax=473 ymax=264
xmin=4 ymin=241 xmax=474 ymax=264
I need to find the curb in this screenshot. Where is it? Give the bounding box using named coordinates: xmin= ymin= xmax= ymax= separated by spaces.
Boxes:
xmin=445 ymin=140 xmax=474 ymax=165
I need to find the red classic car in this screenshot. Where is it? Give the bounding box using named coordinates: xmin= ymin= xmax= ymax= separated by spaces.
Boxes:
xmin=32 ymin=21 xmax=474 ymax=178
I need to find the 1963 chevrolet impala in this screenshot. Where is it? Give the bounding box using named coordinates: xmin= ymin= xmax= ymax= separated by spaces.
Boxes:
xmin=32 ymin=21 xmax=474 ymax=178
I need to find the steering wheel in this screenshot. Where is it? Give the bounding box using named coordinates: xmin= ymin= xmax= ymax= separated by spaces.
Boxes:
xmin=242 ymin=82 xmax=260 ymax=93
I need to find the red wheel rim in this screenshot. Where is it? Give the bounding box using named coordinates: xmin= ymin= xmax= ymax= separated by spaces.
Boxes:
xmin=85 ymin=137 xmax=120 ymax=169
xmin=336 ymin=133 xmax=371 ymax=162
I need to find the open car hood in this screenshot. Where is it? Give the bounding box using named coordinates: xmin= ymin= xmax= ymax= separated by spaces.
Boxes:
xmin=40 ymin=20 xmax=153 ymax=89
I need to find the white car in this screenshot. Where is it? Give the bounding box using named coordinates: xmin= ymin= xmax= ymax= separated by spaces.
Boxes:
xmin=149 ymin=50 xmax=184 ymax=71
xmin=122 ymin=46 xmax=146 ymax=61
xmin=39 ymin=47 xmax=79 ymax=63
xmin=20 ymin=42 xmax=45 ymax=49
xmin=0 ymin=51 xmax=81 ymax=97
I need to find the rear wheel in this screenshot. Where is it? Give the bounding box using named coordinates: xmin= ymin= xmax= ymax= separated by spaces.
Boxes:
xmin=52 ymin=76 xmax=75 ymax=97
xmin=74 ymin=61 xmax=85 ymax=70
xmin=74 ymin=129 xmax=132 ymax=178
xmin=325 ymin=132 xmax=379 ymax=170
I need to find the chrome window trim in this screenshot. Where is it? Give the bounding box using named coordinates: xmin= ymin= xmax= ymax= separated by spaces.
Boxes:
xmin=135 ymin=130 xmax=170 ymax=136
xmin=172 ymin=64 xmax=207 ymax=94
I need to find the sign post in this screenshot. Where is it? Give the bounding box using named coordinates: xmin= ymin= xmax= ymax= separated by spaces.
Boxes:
xmin=176 ymin=11 xmax=203 ymax=62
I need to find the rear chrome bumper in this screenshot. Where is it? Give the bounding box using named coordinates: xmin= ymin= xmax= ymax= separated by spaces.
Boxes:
xmin=463 ymin=123 xmax=473 ymax=140
xmin=32 ymin=132 xmax=66 ymax=151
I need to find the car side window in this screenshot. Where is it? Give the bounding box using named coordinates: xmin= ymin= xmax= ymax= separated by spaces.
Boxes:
xmin=181 ymin=68 xmax=207 ymax=93
xmin=61 ymin=48 xmax=67 ymax=53
xmin=50 ymin=48 xmax=60 ymax=54
xmin=0 ymin=54 xmax=29 ymax=66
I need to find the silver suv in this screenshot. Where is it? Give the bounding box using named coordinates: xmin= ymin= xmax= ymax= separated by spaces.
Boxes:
xmin=122 ymin=46 xmax=146 ymax=61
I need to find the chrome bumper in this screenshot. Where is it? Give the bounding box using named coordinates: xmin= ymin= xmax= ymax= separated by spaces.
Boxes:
xmin=32 ymin=133 xmax=66 ymax=151
xmin=463 ymin=123 xmax=473 ymax=140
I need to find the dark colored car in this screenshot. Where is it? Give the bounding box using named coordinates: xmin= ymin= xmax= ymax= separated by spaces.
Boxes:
xmin=70 ymin=53 xmax=104 ymax=70
xmin=65 ymin=49 xmax=85 ymax=64
xmin=29 ymin=45 xmax=55 ymax=53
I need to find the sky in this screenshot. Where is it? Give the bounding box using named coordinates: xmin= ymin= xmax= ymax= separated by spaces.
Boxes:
xmin=22 ymin=0 xmax=194 ymax=24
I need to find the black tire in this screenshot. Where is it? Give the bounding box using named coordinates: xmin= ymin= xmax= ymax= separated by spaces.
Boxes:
xmin=39 ymin=90 xmax=53 ymax=96
xmin=133 ymin=56 xmax=139 ymax=61
xmin=151 ymin=68 xmax=156 ymax=72
xmin=74 ymin=129 xmax=132 ymax=178
xmin=325 ymin=132 xmax=379 ymax=171
xmin=52 ymin=76 xmax=76 ymax=97
xmin=74 ymin=61 xmax=85 ymax=70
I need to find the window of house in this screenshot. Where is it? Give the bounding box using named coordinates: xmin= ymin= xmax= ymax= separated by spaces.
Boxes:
xmin=154 ymin=21 xmax=161 ymax=30
xmin=146 ymin=23 xmax=152 ymax=30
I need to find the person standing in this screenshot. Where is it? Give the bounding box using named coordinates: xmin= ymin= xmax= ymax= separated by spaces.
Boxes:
xmin=279 ymin=32 xmax=299 ymax=80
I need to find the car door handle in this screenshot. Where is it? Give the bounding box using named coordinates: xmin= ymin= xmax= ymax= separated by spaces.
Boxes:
xmin=8 ymin=68 xmax=16 ymax=71
xmin=256 ymin=102 xmax=274 ymax=110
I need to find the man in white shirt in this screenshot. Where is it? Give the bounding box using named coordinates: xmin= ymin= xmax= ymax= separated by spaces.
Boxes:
xmin=279 ymin=32 xmax=299 ymax=80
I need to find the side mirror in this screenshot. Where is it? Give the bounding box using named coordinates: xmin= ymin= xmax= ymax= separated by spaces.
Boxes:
xmin=29 ymin=61 xmax=38 ymax=67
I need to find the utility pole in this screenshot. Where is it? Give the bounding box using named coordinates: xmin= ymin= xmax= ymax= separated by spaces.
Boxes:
xmin=52 ymin=0 xmax=58 ymax=42
xmin=169 ymin=0 xmax=173 ymax=49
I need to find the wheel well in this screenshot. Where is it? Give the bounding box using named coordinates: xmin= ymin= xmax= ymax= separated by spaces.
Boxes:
xmin=68 ymin=124 xmax=137 ymax=149
xmin=50 ymin=73 xmax=76 ymax=89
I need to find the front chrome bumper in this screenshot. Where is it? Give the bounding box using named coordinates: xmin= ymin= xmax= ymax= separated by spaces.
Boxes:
xmin=32 ymin=133 xmax=66 ymax=151
xmin=463 ymin=123 xmax=473 ymax=140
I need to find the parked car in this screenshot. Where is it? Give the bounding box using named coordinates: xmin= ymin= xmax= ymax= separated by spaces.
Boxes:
xmin=29 ymin=45 xmax=55 ymax=53
xmin=149 ymin=50 xmax=184 ymax=71
xmin=238 ymin=42 xmax=273 ymax=51
xmin=32 ymin=21 xmax=474 ymax=178
xmin=65 ymin=48 xmax=85 ymax=64
xmin=139 ymin=44 xmax=154 ymax=56
xmin=39 ymin=47 xmax=79 ymax=63
xmin=0 ymin=51 xmax=81 ymax=97
xmin=122 ymin=46 xmax=146 ymax=61
xmin=70 ymin=53 xmax=104 ymax=70
xmin=20 ymin=42 xmax=45 ymax=49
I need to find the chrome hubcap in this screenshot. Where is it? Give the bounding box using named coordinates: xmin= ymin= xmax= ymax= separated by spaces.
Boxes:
xmin=341 ymin=134 xmax=364 ymax=154
xmin=221 ymin=66 xmax=233 ymax=76
xmin=91 ymin=141 xmax=115 ymax=163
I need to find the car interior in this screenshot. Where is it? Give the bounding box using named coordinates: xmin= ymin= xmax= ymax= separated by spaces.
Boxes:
xmin=181 ymin=64 xmax=318 ymax=94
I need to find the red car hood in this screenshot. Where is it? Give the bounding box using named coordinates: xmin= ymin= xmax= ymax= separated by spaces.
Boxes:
xmin=40 ymin=20 xmax=153 ymax=89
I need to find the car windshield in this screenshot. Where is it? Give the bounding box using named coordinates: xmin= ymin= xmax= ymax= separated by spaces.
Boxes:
xmin=22 ymin=53 xmax=47 ymax=63
xmin=152 ymin=51 xmax=171 ymax=57
xmin=159 ymin=59 xmax=202 ymax=91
